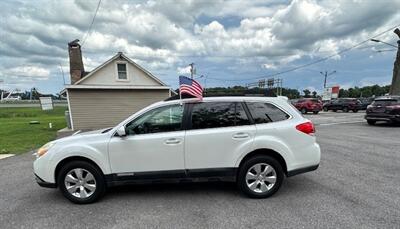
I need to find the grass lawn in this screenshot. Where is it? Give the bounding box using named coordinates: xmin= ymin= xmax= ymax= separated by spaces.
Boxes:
xmin=0 ymin=107 xmax=67 ymax=154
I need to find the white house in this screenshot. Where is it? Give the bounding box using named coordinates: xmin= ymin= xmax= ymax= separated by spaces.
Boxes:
xmin=63 ymin=40 xmax=172 ymax=130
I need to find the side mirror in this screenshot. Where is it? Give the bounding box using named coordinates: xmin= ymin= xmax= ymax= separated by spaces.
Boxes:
xmin=116 ymin=126 xmax=126 ymax=137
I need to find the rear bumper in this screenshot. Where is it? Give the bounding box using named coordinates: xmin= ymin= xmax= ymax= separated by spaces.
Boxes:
xmin=287 ymin=164 xmax=319 ymax=177
xmin=365 ymin=114 xmax=400 ymax=122
xmin=35 ymin=174 xmax=57 ymax=188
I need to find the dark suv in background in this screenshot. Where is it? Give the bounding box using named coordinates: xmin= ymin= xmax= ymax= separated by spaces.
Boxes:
xmin=365 ymin=96 xmax=400 ymax=125
xmin=323 ymin=98 xmax=362 ymax=112
xmin=293 ymin=98 xmax=323 ymax=114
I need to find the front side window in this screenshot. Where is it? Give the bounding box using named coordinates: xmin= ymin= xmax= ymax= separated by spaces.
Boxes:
xmin=191 ymin=102 xmax=250 ymax=129
xmin=117 ymin=63 xmax=127 ymax=80
xmin=246 ymin=102 xmax=289 ymax=123
xmin=125 ymin=105 xmax=183 ymax=135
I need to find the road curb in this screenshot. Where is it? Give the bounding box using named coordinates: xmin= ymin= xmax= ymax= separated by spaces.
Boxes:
xmin=0 ymin=154 xmax=15 ymax=160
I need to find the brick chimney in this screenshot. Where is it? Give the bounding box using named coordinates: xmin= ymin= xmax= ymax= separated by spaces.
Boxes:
xmin=68 ymin=39 xmax=85 ymax=84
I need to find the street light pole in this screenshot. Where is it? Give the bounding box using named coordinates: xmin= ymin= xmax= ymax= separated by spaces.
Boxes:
xmin=371 ymin=32 xmax=400 ymax=95
xmin=370 ymin=39 xmax=397 ymax=48
xmin=390 ymin=29 xmax=400 ymax=95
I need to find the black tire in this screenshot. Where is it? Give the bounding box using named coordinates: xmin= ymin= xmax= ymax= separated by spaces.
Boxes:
xmin=353 ymin=109 xmax=358 ymax=113
xmin=301 ymin=108 xmax=307 ymax=114
xmin=367 ymin=120 xmax=376 ymax=125
xmin=313 ymin=111 xmax=319 ymax=114
xmin=57 ymin=161 xmax=106 ymax=204
xmin=237 ymin=155 xmax=284 ymax=198
xmin=343 ymin=107 xmax=349 ymax=112
xmin=323 ymin=107 xmax=328 ymax=112
xmin=332 ymin=109 xmax=337 ymax=112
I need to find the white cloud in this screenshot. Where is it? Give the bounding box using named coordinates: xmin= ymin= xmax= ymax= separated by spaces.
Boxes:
xmin=5 ymin=66 xmax=50 ymax=79
xmin=177 ymin=66 xmax=191 ymax=74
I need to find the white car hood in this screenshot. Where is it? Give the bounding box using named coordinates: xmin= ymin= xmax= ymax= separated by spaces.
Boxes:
xmin=74 ymin=127 xmax=112 ymax=136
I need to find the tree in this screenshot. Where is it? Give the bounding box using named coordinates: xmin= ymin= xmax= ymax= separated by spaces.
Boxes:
xmin=312 ymin=91 xmax=317 ymax=98
xmin=339 ymin=84 xmax=390 ymax=98
xmin=303 ymin=89 xmax=311 ymax=98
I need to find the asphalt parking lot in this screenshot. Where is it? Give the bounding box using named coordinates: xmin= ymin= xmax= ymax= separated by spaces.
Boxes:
xmin=0 ymin=111 xmax=399 ymax=229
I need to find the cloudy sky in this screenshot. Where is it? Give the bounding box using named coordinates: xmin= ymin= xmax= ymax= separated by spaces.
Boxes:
xmin=1 ymin=0 xmax=400 ymax=95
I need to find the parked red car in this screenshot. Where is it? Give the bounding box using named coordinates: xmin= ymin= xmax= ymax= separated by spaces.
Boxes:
xmin=293 ymin=98 xmax=323 ymax=114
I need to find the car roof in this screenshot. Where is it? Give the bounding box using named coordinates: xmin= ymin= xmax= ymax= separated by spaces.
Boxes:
xmin=155 ymin=96 xmax=287 ymax=107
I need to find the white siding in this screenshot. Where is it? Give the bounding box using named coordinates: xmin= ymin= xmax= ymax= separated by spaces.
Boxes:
xmin=68 ymin=89 xmax=169 ymax=130
xmin=80 ymin=57 xmax=161 ymax=86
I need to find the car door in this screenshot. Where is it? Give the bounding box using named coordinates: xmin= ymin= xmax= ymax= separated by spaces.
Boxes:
xmin=184 ymin=101 xmax=256 ymax=171
xmin=108 ymin=104 xmax=186 ymax=175
xmin=331 ymin=99 xmax=340 ymax=110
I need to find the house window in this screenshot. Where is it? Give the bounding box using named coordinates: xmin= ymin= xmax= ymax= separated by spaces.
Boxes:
xmin=117 ymin=63 xmax=128 ymax=80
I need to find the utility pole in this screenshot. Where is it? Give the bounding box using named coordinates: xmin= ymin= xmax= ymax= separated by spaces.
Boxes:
xmin=0 ymin=79 xmax=3 ymax=101
xmin=189 ymin=63 xmax=195 ymax=79
xmin=320 ymin=70 xmax=336 ymax=88
xmin=390 ymin=28 xmax=400 ymax=95
xmin=59 ymin=63 xmax=66 ymax=85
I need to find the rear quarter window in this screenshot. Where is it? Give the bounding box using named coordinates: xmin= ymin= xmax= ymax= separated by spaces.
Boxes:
xmin=246 ymin=102 xmax=290 ymax=123
xmin=372 ymin=100 xmax=399 ymax=106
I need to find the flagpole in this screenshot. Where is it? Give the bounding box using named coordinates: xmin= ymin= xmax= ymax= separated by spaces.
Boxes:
xmin=179 ymin=87 xmax=183 ymax=106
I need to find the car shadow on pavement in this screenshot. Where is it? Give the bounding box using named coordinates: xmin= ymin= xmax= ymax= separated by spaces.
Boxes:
xmin=105 ymin=182 xmax=238 ymax=198
xmin=101 ymin=177 xmax=314 ymax=201
xmin=368 ymin=122 xmax=400 ymax=128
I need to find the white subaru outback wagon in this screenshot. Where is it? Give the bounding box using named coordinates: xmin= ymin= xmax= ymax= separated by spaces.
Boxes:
xmin=34 ymin=96 xmax=320 ymax=204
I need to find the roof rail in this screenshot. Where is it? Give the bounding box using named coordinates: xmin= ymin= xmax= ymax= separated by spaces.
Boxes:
xmin=164 ymin=93 xmax=277 ymax=101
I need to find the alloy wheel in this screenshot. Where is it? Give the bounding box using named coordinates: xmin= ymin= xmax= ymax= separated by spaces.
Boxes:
xmin=64 ymin=168 xmax=97 ymax=199
xmin=245 ymin=163 xmax=277 ymax=193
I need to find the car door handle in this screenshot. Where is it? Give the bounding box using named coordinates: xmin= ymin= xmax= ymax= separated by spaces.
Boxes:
xmin=232 ymin=132 xmax=250 ymax=139
xmin=164 ymin=138 xmax=181 ymax=145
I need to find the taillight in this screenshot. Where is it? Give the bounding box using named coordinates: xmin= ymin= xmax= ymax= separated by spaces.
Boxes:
xmin=296 ymin=121 xmax=315 ymax=135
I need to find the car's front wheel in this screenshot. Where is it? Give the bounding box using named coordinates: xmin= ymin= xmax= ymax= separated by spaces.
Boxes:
xmin=301 ymin=108 xmax=307 ymax=114
xmin=57 ymin=161 xmax=106 ymax=204
xmin=367 ymin=120 xmax=376 ymax=125
xmin=237 ymin=155 xmax=284 ymax=198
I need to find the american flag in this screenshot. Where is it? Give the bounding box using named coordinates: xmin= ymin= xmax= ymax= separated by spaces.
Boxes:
xmin=179 ymin=75 xmax=203 ymax=99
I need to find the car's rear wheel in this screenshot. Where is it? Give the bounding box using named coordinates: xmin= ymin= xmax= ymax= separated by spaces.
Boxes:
xmin=367 ymin=120 xmax=376 ymax=125
xmin=323 ymin=107 xmax=328 ymax=112
xmin=237 ymin=155 xmax=284 ymax=198
xmin=353 ymin=109 xmax=358 ymax=113
xmin=313 ymin=111 xmax=319 ymax=114
xmin=58 ymin=161 xmax=106 ymax=204
xmin=343 ymin=107 xmax=349 ymax=112
xmin=332 ymin=109 xmax=337 ymax=112
xmin=301 ymin=108 xmax=307 ymax=114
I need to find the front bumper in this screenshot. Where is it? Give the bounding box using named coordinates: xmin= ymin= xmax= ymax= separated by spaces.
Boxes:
xmin=35 ymin=174 xmax=57 ymax=188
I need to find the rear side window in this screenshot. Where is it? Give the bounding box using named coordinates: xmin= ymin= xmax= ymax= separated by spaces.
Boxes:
xmin=190 ymin=102 xmax=250 ymax=129
xmin=246 ymin=102 xmax=290 ymax=123
xmin=372 ymin=99 xmax=399 ymax=106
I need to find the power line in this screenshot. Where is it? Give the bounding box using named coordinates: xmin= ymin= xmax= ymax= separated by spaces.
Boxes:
xmin=208 ymin=23 xmax=400 ymax=82
xmin=81 ymin=0 xmax=102 ymax=46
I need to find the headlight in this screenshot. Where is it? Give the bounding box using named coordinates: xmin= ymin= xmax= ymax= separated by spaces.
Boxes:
xmin=35 ymin=142 xmax=56 ymax=158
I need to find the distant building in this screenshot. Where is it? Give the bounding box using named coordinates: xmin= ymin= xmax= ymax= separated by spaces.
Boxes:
xmin=62 ymin=40 xmax=172 ymax=130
